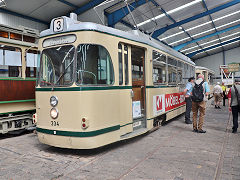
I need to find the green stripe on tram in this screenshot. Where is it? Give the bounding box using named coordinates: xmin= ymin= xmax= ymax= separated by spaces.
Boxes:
xmin=37 ymin=125 xmax=120 ymax=137
xmin=36 ymin=86 xmax=132 ymax=91
xmin=0 ymin=99 xmax=36 ymax=104
xmin=0 ymin=77 xmax=37 ymax=81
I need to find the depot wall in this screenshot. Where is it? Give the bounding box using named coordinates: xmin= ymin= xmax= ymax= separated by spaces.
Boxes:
xmin=0 ymin=12 xmax=47 ymax=32
xmin=195 ymin=46 xmax=240 ymax=79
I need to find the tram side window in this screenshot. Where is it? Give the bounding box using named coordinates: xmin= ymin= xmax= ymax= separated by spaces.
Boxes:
xmin=76 ymin=44 xmax=114 ymax=85
xmin=118 ymin=44 xmax=123 ymax=85
xmin=152 ymin=50 xmax=166 ymax=84
xmin=191 ymin=66 xmax=195 ymax=78
xmin=0 ymin=45 xmax=22 ymax=77
xmin=131 ymin=47 xmax=144 ymax=81
xmin=209 ymin=73 xmax=214 ymax=84
xmin=124 ymin=45 xmax=129 ymax=85
xmin=177 ymin=61 xmax=183 ymax=84
xmin=168 ymin=57 xmax=177 ymax=84
xmin=26 ymin=50 xmax=39 ymax=78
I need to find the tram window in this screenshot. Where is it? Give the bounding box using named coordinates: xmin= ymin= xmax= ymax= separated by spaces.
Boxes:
xmin=40 ymin=45 xmax=75 ymax=86
xmin=26 ymin=50 xmax=39 ymax=77
xmin=76 ymin=44 xmax=114 ymax=85
xmin=0 ymin=45 xmax=22 ymax=77
xmin=131 ymin=47 xmax=144 ymax=81
xmin=152 ymin=50 xmax=166 ymax=84
xmin=183 ymin=63 xmax=188 ymax=84
xmin=0 ymin=31 xmax=8 ymax=38
xmin=118 ymin=44 xmax=123 ymax=85
xmin=10 ymin=33 xmax=22 ymax=41
xmin=168 ymin=57 xmax=177 ymax=84
xmin=177 ymin=61 xmax=183 ymax=84
xmin=124 ymin=45 xmax=129 ymax=85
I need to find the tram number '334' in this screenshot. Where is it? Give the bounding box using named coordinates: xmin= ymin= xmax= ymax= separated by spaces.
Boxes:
xmin=51 ymin=121 xmax=59 ymax=126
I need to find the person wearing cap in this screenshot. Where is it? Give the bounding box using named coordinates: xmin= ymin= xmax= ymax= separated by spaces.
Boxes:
xmin=213 ymin=82 xmax=223 ymax=109
xmin=183 ymin=77 xmax=195 ymax=124
xmin=228 ymin=78 xmax=240 ymax=133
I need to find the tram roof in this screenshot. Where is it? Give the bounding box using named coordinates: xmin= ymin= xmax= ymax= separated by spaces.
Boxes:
xmin=40 ymin=16 xmax=195 ymax=66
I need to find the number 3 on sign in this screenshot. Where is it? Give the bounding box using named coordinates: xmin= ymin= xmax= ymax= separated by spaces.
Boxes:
xmin=53 ymin=18 xmax=64 ymax=32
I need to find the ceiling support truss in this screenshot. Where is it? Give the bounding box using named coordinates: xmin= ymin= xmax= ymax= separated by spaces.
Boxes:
xmin=187 ymin=36 xmax=240 ymax=58
xmin=151 ymin=0 xmax=240 ymax=39
xmin=173 ymin=23 xmax=240 ymax=51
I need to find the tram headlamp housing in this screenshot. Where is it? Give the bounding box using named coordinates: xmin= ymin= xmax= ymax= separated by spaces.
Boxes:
xmin=50 ymin=96 xmax=58 ymax=107
xmin=50 ymin=108 xmax=58 ymax=119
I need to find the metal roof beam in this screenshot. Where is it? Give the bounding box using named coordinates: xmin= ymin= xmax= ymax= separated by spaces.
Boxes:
xmin=202 ymin=0 xmax=224 ymax=51
xmin=105 ymin=0 xmax=150 ymax=28
xmin=173 ymin=23 xmax=240 ymax=50
xmin=151 ymin=0 xmax=240 ymax=38
xmin=187 ymin=36 xmax=240 ymax=58
xmin=73 ymin=0 xmax=106 ymax=15
xmin=0 ymin=8 xmax=48 ymax=25
xmin=119 ymin=20 xmax=136 ymax=29
xmin=157 ymin=2 xmax=209 ymax=55
xmin=57 ymin=0 xmax=78 ymax=8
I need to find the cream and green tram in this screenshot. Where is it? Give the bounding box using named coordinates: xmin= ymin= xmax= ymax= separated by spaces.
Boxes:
xmin=36 ymin=14 xmax=195 ymax=149
xmin=195 ymin=66 xmax=215 ymax=98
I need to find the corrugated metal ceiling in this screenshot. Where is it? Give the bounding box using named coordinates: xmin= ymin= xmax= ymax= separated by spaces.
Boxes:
xmin=0 ymin=0 xmax=239 ymax=61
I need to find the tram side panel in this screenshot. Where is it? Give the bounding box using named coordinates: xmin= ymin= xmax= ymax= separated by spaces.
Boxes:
xmin=0 ymin=79 xmax=35 ymax=134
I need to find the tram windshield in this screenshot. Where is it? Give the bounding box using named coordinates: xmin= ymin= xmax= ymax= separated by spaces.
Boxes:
xmin=40 ymin=45 xmax=75 ymax=86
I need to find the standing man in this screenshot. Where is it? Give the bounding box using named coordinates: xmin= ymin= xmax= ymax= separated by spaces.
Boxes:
xmin=184 ymin=77 xmax=195 ymax=124
xmin=191 ymin=74 xmax=210 ymax=133
xmin=228 ymin=79 xmax=240 ymax=133
xmin=221 ymin=82 xmax=227 ymax=106
xmin=213 ymin=82 xmax=223 ymax=109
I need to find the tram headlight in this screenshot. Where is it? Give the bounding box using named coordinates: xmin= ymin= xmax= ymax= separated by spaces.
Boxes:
xmin=50 ymin=96 xmax=58 ymax=107
xmin=50 ymin=108 xmax=58 ymax=119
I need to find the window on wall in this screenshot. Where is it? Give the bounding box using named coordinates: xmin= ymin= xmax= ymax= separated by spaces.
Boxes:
xmin=76 ymin=44 xmax=114 ymax=85
xmin=177 ymin=61 xmax=183 ymax=84
xmin=152 ymin=50 xmax=166 ymax=84
xmin=168 ymin=57 xmax=177 ymax=84
xmin=118 ymin=44 xmax=123 ymax=85
xmin=0 ymin=45 xmax=22 ymax=78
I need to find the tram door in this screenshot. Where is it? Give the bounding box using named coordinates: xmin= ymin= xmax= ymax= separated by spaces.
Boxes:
xmin=131 ymin=46 xmax=146 ymax=130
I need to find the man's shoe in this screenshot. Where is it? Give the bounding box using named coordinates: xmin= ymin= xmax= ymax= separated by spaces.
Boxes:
xmin=198 ymin=129 xmax=206 ymax=133
xmin=185 ymin=120 xmax=192 ymax=124
xmin=193 ymin=129 xmax=198 ymax=133
xmin=217 ymin=106 xmax=221 ymax=109
xmin=232 ymin=129 xmax=237 ymax=133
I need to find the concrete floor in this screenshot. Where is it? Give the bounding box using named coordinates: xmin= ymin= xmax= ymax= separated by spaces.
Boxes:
xmin=0 ymin=101 xmax=240 ymax=180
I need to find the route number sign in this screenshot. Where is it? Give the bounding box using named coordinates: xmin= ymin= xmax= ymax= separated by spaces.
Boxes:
xmin=53 ymin=18 xmax=64 ymax=32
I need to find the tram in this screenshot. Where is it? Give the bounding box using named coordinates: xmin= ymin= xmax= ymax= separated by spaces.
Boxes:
xmin=195 ymin=66 xmax=215 ymax=98
xmin=36 ymin=14 xmax=195 ymax=149
xmin=0 ymin=24 xmax=39 ymax=134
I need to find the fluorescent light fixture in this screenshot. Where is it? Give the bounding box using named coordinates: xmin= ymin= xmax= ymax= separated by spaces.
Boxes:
xmin=169 ymin=19 xmax=240 ymax=46
xmin=137 ymin=0 xmax=201 ymax=27
xmin=222 ymin=40 xmax=240 ymax=47
xmin=181 ymin=31 xmax=240 ymax=52
xmin=186 ymin=36 xmax=240 ymax=55
xmin=160 ymin=10 xmax=240 ymax=41
xmin=0 ymin=0 xmax=6 ymax=7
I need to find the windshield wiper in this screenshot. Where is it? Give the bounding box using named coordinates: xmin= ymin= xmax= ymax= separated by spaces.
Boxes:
xmin=54 ymin=58 xmax=74 ymax=86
